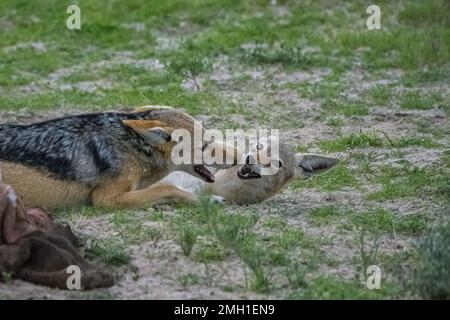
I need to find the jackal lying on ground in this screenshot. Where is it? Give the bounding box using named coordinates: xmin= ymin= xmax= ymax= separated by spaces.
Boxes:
xmin=157 ymin=135 xmax=339 ymax=204
xmin=0 ymin=106 xmax=235 ymax=210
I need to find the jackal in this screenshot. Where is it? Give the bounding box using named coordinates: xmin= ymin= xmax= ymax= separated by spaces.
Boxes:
xmin=0 ymin=106 xmax=235 ymax=209
xmin=157 ymin=135 xmax=339 ymax=204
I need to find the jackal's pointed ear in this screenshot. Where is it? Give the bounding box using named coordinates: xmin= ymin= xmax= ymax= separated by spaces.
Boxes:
xmin=122 ymin=120 xmax=172 ymax=144
xmin=132 ymin=105 xmax=173 ymax=113
xmin=295 ymin=154 xmax=339 ymax=179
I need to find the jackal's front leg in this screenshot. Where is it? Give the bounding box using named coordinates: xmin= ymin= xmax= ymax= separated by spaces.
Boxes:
xmin=92 ymin=183 xmax=198 ymax=209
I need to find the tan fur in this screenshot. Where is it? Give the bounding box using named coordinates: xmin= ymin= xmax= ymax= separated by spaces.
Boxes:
xmin=89 ymin=162 xmax=197 ymax=209
xmin=203 ymin=139 xmax=296 ymax=203
xmin=93 ymin=182 xmax=197 ymax=208
xmin=0 ymin=162 xmax=91 ymax=209
xmin=132 ymin=105 xmax=173 ymax=113
xmin=122 ymin=119 xmax=169 ymax=130
xmin=157 ymin=136 xmax=339 ymax=204
xmin=1 ymin=160 xmax=196 ymax=210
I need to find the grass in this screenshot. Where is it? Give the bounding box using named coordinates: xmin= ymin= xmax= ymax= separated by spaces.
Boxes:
xmin=308 ymin=206 xmax=429 ymax=235
xmin=319 ymin=132 xmax=440 ymax=152
xmin=169 ymin=196 xmax=326 ymax=293
xmin=321 ymin=99 xmax=369 ymax=116
xmin=413 ymin=216 xmax=450 ymax=299
xmin=369 ymin=85 xmax=392 ymax=106
xmin=319 ymin=133 xmax=384 ymax=151
xmin=195 ymin=196 xmax=272 ymax=292
xmin=290 ymin=276 xmax=391 ymax=299
xmin=239 ymin=42 xmax=321 ymax=69
xmin=307 ymin=206 xmax=342 ymax=226
xmin=110 ymin=211 xmax=158 ymax=244
xmin=177 ymin=224 xmax=198 ymax=257
xmin=86 ymin=239 xmax=131 ymax=267
xmin=326 ymin=116 xmax=344 ymax=127
xmin=297 ymin=81 xmax=346 ymax=101
xmin=355 ymin=229 xmax=380 ymax=282
xmin=400 ymin=92 xmax=443 ymax=110
xmin=347 ymin=209 xmax=429 ymax=235
xmin=193 ymin=240 xmax=226 ymax=263
xmin=1 ymin=0 xmax=447 ymax=113
xmin=178 ymin=273 xmax=201 ymax=287
xmin=402 ymin=65 xmax=450 ymax=87
xmin=368 ymin=164 xmax=449 ymax=201
xmin=292 ymin=163 xmax=359 ymax=192
xmin=164 ymin=51 xmax=212 ymax=91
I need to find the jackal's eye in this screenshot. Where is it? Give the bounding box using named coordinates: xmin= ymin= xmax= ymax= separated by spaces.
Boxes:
xmin=256 ymin=143 xmax=264 ymax=151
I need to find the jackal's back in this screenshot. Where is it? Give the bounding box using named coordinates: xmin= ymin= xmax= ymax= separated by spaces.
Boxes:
xmin=0 ymin=111 xmax=161 ymax=183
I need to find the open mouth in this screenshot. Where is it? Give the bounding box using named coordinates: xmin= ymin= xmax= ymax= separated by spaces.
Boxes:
xmin=194 ymin=165 xmax=215 ymax=183
xmin=237 ymin=164 xmax=261 ymax=180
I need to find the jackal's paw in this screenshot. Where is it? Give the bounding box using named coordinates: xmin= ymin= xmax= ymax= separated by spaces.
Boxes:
xmin=211 ymin=195 xmax=226 ymax=204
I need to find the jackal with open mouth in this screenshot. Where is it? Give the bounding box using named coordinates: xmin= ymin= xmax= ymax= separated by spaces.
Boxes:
xmin=0 ymin=106 xmax=235 ymax=209
xmin=157 ymin=135 xmax=339 ymax=204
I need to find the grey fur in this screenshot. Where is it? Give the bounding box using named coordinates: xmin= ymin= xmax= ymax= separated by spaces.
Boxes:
xmin=0 ymin=109 xmax=188 ymax=184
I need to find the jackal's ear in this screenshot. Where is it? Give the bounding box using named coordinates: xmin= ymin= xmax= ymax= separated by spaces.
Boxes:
xmin=295 ymin=154 xmax=339 ymax=179
xmin=122 ymin=120 xmax=172 ymax=144
xmin=132 ymin=105 xmax=173 ymax=113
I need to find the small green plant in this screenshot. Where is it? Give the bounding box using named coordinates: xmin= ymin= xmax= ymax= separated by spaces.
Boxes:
xmin=355 ymin=229 xmax=380 ymax=281
xmin=147 ymin=227 xmax=163 ymax=245
xmin=370 ymin=85 xmax=392 ymax=105
xmin=240 ymin=42 xmax=312 ymax=68
xmin=277 ymin=228 xmax=309 ymax=250
xmin=240 ymin=247 xmax=271 ymax=293
xmin=178 ymin=273 xmax=200 ymax=287
xmin=196 ymin=195 xmax=270 ymax=292
xmin=308 ymin=206 xmax=342 ymax=226
xmin=86 ymin=240 xmax=131 ymax=267
xmin=166 ymin=51 xmax=212 ymax=91
xmin=400 ymin=92 xmax=442 ymax=110
xmin=178 ymin=224 xmax=198 ymax=257
xmin=326 ymin=116 xmax=344 ymax=127
xmin=413 ymin=216 xmax=450 ymax=299
xmin=194 ymin=240 xmax=225 ymax=262
xmin=285 ymin=262 xmax=307 ymax=289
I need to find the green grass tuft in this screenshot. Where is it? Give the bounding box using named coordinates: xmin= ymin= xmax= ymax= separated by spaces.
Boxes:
xmin=319 ymin=133 xmax=440 ymax=152
xmin=86 ymin=240 xmax=131 ymax=267
xmin=413 ymin=217 xmax=450 ymax=299
xmin=177 ymin=224 xmax=198 ymax=257
xmin=400 ymin=92 xmax=443 ymax=110
xmin=368 ymin=164 xmax=449 ymax=201
xmin=308 ymin=206 xmax=342 ymax=226
xmin=292 ymin=163 xmax=358 ymax=192
xmin=347 ymin=209 xmax=428 ymax=235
